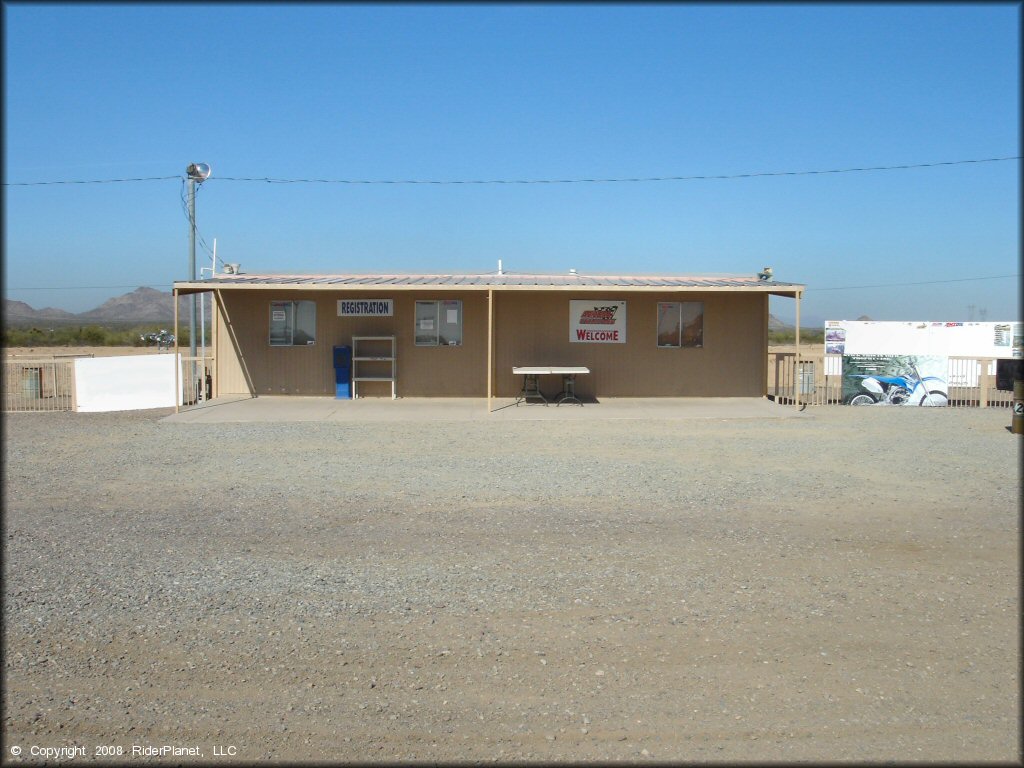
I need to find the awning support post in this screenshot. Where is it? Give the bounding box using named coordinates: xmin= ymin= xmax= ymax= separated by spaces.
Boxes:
xmin=487 ymin=289 xmax=494 ymax=413
xmin=794 ymin=289 xmax=802 ymax=410
xmin=173 ymin=287 xmax=180 ymax=414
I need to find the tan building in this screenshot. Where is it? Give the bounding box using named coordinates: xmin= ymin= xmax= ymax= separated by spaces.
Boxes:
xmin=172 ymin=272 xmax=805 ymax=404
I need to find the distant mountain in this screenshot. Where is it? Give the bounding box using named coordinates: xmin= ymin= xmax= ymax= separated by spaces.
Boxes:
xmin=768 ymin=313 xmax=786 ymax=331
xmin=77 ymin=287 xmax=177 ymax=323
xmin=4 ymin=288 xmax=193 ymax=326
xmin=3 ymin=300 xmax=77 ymax=324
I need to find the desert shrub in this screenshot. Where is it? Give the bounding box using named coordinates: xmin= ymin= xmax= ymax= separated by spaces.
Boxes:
xmin=769 ymin=328 xmax=825 ymax=345
xmin=1 ymin=324 xmax=183 ymax=348
xmin=79 ymin=325 xmax=109 ymax=345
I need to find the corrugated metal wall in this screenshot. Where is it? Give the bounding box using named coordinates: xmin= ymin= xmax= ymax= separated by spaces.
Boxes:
xmin=214 ymin=290 xmax=488 ymax=397
xmin=493 ymin=292 xmax=767 ymax=397
xmin=213 ymin=289 xmax=769 ymax=398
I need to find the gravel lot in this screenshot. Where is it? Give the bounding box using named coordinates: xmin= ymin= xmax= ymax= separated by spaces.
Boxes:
xmin=3 ymin=405 xmax=1019 ymax=763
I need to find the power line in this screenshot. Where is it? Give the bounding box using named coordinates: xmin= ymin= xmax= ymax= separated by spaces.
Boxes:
xmin=809 ymin=274 xmax=1019 ymax=291
xmin=178 ymin=178 xmax=219 ymax=263
xmin=213 ymin=156 xmax=1021 ymax=184
xmin=3 ymin=155 xmax=1019 ymax=187
xmin=3 ymin=175 xmax=180 ymax=186
xmin=194 ymin=183 xmax=229 ymax=268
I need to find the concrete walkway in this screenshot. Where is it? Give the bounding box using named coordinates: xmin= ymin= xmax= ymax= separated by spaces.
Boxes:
xmin=161 ymin=395 xmax=810 ymax=423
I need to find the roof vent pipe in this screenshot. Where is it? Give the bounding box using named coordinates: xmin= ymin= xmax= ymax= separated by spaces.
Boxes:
xmin=497 ymin=259 xmax=503 ymax=275
xmin=569 ymin=268 xmax=577 ymax=275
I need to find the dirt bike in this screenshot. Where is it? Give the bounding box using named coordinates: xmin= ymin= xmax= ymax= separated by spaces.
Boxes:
xmin=847 ymin=361 xmax=948 ymax=406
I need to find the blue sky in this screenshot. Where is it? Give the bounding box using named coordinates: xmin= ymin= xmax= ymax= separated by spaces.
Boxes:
xmin=3 ymin=3 xmax=1020 ymax=323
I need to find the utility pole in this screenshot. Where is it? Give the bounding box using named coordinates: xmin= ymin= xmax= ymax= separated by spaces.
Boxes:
xmin=186 ymin=163 xmax=211 ymax=398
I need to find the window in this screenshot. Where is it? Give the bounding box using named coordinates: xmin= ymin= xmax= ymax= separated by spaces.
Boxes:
xmin=270 ymin=300 xmax=316 ymax=346
xmin=657 ymin=302 xmax=703 ymax=348
xmin=415 ymin=300 xmax=462 ymax=346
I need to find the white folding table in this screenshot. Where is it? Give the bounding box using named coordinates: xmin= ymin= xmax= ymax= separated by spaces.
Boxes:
xmin=512 ymin=366 xmax=590 ymax=406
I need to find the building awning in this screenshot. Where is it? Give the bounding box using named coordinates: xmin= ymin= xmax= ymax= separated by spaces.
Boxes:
xmin=174 ymin=272 xmax=805 ymax=297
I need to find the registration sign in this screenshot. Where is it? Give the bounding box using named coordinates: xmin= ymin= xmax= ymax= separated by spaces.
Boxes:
xmin=338 ymin=299 xmax=394 ymax=317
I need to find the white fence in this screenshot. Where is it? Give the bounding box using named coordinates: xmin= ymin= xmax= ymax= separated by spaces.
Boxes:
xmin=769 ymin=352 xmax=1016 ymax=408
xmin=2 ymin=358 xmax=77 ymax=412
xmin=3 ymin=353 xmax=215 ymax=413
xmin=179 ymin=356 xmax=214 ymax=407
xmin=4 ymin=350 xmax=1014 ymax=412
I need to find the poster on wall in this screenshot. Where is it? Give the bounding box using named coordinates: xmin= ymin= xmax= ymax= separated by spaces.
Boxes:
xmin=825 ymin=327 xmax=846 ymax=356
xmin=570 ymin=300 xmax=627 ymax=343
xmin=842 ymin=354 xmax=949 ymax=406
xmin=994 ymin=323 xmax=1024 ymax=357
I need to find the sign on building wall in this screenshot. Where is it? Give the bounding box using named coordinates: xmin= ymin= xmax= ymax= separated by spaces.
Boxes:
xmin=570 ymin=300 xmax=627 ymax=343
xmin=338 ymin=299 xmax=394 ymax=317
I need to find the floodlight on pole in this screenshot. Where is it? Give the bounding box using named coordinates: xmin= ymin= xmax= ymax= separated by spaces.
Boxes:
xmin=186 ymin=162 xmax=211 ymax=401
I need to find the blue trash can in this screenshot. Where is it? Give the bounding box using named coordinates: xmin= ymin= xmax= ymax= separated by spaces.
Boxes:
xmin=333 ymin=345 xmax=352 ymax=399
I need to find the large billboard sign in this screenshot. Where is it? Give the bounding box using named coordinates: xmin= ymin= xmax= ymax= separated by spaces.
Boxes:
xmin=570 ymin=300 xmax=627 ymax=343
xmin=826 ymin=320 xmax=1023 ymax=393
xmin=825 ymin=320 xmax=1023 ymax=359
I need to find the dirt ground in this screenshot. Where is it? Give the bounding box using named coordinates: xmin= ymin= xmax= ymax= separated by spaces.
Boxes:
xmin=2 ymin=403 xmax=1019 ymax=764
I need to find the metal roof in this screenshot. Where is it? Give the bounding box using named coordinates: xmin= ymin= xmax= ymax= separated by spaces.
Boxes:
xmin=174 ymin=272 xmax=804 ymax=296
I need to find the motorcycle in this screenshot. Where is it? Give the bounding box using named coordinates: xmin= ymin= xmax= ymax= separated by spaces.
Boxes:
xmin=847 ymin=360 xmax=948 ymax=407
xmin=140 ymin=329 xmax=175 ymax=351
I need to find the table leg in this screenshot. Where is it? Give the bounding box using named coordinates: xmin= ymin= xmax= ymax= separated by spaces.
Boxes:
xmin=555 ymin=374 xmax=583 ymax=406
xmin=516 ymin=373 xmax=549 ymax=406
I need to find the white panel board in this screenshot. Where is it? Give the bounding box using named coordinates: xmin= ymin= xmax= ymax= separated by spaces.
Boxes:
xmin=826 ymin=321 xmax=1023 ymax=358
xmin=74 ymin=354 xmax=177 ymax=412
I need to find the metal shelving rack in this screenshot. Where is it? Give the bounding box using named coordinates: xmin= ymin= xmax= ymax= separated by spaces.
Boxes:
xmin=351 ymin=336 xmax=396 ymax=399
